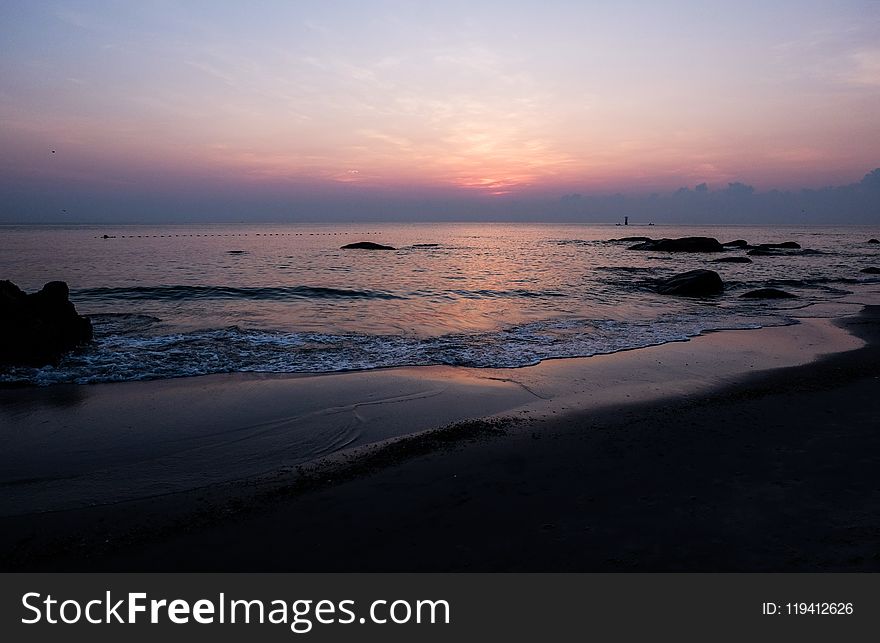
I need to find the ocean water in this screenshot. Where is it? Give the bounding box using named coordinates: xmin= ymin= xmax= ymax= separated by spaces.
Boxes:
xmin=2 ymin=222 xmax=878 ymax=386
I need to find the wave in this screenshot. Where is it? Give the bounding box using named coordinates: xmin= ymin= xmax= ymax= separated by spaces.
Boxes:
xmin=72 ymin=285 xmax=569 ymax=303
xmin=88 ymin=313 xmax=162 ymax=334
xmin=762 ymin=277 xmax=858 ymax=287
xmin=550 ymin=239 xmax=602 ymax=247
xmin=595 ymin=266 xmax=657 ymax=273
xmin=444 ymin=288 xmax=566 ymax=299
xmin=0 ymin=313 xmax=786 ymax=386
xmin=73 ymin=285 xmax=404 ymax=301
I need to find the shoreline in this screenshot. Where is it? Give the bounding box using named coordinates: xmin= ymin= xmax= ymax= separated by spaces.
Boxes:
xmin=0 ymin=302 xmax=865 ymax=516
xmin=1 ymin=301 xmax=879 ymax=570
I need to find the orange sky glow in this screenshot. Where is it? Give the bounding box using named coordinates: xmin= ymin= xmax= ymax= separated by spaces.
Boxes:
xmin=1 ymin=1 xmax=878 ymax=221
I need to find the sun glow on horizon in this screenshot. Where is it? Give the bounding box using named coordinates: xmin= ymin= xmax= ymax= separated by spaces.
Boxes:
xmin=1 ymin=0 xmax=879 ymax=219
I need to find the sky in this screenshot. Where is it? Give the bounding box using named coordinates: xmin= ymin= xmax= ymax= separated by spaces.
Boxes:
xmin=0 ymin=0 xmax=878 ymax=223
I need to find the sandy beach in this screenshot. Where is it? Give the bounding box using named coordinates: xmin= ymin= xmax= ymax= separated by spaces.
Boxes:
xmin=1 ymin=299 xmax=879 ymax=571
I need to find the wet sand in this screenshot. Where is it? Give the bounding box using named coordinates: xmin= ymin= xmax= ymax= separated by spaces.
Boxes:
xmin=1 ymin=304 xmax=879 ymax=570
xmin=0 ymin=306 xmax=863 ymax=516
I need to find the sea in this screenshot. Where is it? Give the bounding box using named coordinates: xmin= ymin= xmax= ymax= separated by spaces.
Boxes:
xmin=2 ymin=222 xmax=878 ymax=386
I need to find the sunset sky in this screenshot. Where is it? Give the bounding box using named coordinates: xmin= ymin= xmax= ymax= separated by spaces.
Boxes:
xmin=1 ymin=0 xmax=878 ymax=222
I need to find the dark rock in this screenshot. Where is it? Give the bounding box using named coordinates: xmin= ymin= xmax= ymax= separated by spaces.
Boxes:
xmin=722 ymin=239 xmax=749 ymax=248
xmin=629 ymin=237 xmax=723 ymax=252
xmin=869 ymin=239 xmax=880 ymax=244
xmin=712 ymin=256 xmax=753 ymax=263
xmin=0 ymin=280 xmax=26 ymax=304
xmin=740 ymin=288 xmax=797 ymax=299
xmin=657 ymin=270 xmax=724 ymax=297
xmin=610 ymin=236 xmax=652 ymax=242
xmin=0 ymin=280 xmax=93 ymax=366
xmin=861 ymin=267 xmax=880 ymax=274
xmin=412 ymin=243 xmax=440 ymax=248
xmin=341 ymin=242 xmax=395 ymax=250
xmin=757 ymin=241 xmax=801 ymax=249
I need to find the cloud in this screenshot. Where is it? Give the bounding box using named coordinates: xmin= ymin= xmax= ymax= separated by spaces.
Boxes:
xmin=848 ymin=48 xmax=880 ymax=87
xmin=723 ymin=182 xmax=755 ymax=197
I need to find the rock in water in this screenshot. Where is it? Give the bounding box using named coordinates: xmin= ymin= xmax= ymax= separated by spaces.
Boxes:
xmin=340 ymin=242 xmax=395 ymax=250
xmin=868 ymin=238 xmax=879 ymax=244
xmin=0 ymin=280 xmax=93 ymax=366
xmin=740 ymin=288 xmax=797 ymax=299
xmin=608 ymin=236 xmax=652 ymax=242
xmin=712 ymin=256 xmax=753 ymax=263
xmin=629 ymin=237 xmax=723 ymax=252
xmin=657 ymin=270 xmax=724 ymax=296
xmin=721 ymin=239 xmax=749 ymax=248
xmin=861 ymin=267 xmax=880 ymax=274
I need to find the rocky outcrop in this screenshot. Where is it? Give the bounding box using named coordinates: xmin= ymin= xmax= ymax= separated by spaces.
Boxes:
xmin=609 ymin=236 xmax=652 ymax=242
xmin=740 ymin=288 xmax=797 ymax=299
xmin=657 ymin=270 xmax=724 ymax=297
xmin=712 ymin=256 xmax=752 ymax=263
xmin=0 ymin=280 xmax=93 ymax=366
xmin=341 ymin=242 xmax=395 ymax=250
xmin=722 ymin=239 xmax=749 ymax=248
xmin=869 ymin=239 xmax=879 ymax=244
xmin=861 ymin=267 xmax=880 ymax=274
xmin=629 ymin=237 xmax=724 ymax=252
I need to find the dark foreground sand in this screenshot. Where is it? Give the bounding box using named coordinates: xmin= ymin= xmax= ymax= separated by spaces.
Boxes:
xmin=2 ymin=307 xmax=879 ymax=571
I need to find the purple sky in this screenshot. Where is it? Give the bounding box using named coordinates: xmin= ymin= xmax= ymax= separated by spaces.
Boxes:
xmin=1 ymin=1 xmax=878 ymax=222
